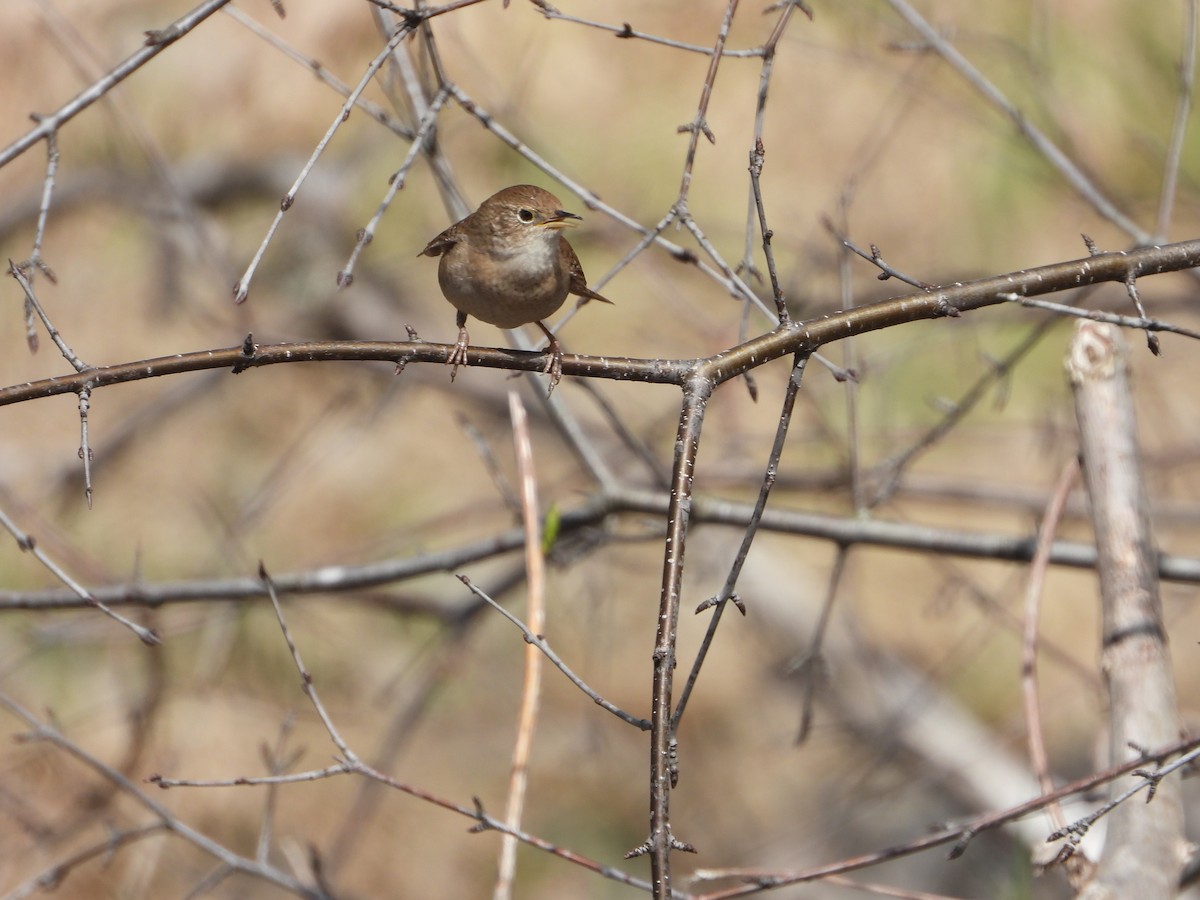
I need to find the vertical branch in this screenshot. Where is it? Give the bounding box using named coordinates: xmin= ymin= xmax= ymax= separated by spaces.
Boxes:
xmin=793 ymin=544 xmax=848 ymax=744
xmin=17 ymin=130 xmax=61 ymax=351
xmin=493 ymin=392 xmax=546 ymax=899
xmin=1155 ymin=0 xmax=1198 ymax=240
xmin=678 ymin=354 xmax=809 ymax=724
xmin=639 ymin=374 xmax=713 ymax=897
xmin=747 ymin=141 xmax=789 ymax=323
xmin=669 ymin=0 xmax=774 ymax=315
xmin=831 ymin=190 xmax=865 ymax=514
xmin=740 ymin=0 xmax=809 ymax=285
xmin=77 ymin=387 xmax=93 ymax=508
xmin=29 ymin=130 xmax=59 ymax=284
xmin=1067 ymin=322 xmax=1184 ymax=899
xmin=1019 ymin=458 xmax=1079 ymax=836
xmin=676 ymin=0 xmax=738 ymax=202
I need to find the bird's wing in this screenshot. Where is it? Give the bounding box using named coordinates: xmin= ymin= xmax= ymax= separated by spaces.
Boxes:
xmin=418 ymin=225 xmax=459 ymax=258
xmin=563 ymin=240 xmax=614 ymax=305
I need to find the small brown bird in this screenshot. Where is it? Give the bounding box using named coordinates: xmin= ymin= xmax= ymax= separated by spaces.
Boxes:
xmin=418 ymin=184 xmax=612 ymax=389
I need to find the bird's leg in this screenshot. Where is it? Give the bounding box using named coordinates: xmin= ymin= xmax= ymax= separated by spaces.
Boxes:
xmin=448 ymin=310 xmax=470 ymax=381
xmin=535 ymin=321 xmax=563 ymax=391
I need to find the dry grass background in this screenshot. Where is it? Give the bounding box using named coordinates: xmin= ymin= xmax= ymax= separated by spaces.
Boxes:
xmin=1 ymin=1 xmax=1200 ymax=898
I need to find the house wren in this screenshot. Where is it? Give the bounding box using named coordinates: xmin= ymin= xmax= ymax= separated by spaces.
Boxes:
xmin=418 ymin=184 xmax=612 ymax=389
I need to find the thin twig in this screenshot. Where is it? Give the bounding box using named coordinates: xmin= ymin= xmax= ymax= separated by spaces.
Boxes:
xmin=747 ymin=140 xmax=788 ymax=323
xmin=574 ymin=379 xmax=672 ymax=490
xmin=338 ymin=87 xmax=451 ymax=288
xmin=260 ymin=563 xmax=361 ymax=765
xmin=688 ymin=735 xmax=1200 ymax=898
xmin=493 ymin=392 xmax=547 ymax=899
xmin=8 ymin=260 xmax=89 ymax=372
xmin=1019 ymin=458 xmax=1080 ymax=835
xmin=1155 ymin=0 xmax=1198 ymax=239
xmin=77 ymin=387 xmax=93 ymax=508
xmin=824 ymin=219 xmax=936 ymax=291
xmin=0 ymin=691 xmax=325 ymax=898
xmin=441 ymin=84 xmax=752 ymax=302
xmin=233 ymin=21 xmax=419 ymax=303
xmin=530 ymin=2 xmax=762 ymax=57
xmin=1000 ymin=291 xmax=1200 ymax=343
xmin=868 ymin=309 xmax=1065 ymax=506
xmin=676 ymin=0 xmax=738 ymax=202
xmin=255 ymin=715 xmax=298 ymax=865
xmin=681 ymin=355 xmax=810 ymax=728
xmin=222 ymin=6 xmax=415 ymax=140
xmin=0 ymin=0 xmax=235 ymax=169
xmin=792 ymin=545 xmax=848 ymax=744
xmin=0 ymin=501 xmax=158 ymax=644
xmin=460 ymin=575 xmax=649 ymax=730
xmin=740 ymin=1 xmax=809 ymax=286
xmin=831 ymin=190 xmax=866 ymax=514
xmin=0 ymin=823 xmax=167 ymax=900
xmin=12 ymin=130 xmax=60 ymax=353
xmin=883 ymin=0 xmax=1150 ymax=243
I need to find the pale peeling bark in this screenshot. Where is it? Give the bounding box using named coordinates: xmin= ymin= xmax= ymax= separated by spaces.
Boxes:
xmin=1068 ymin=321 xmax=1185 ymax=900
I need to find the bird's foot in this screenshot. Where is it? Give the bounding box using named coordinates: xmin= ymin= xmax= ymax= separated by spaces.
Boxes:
xmin=448 ymin=326 xmax=470 ymax=381
xmin=542 ymin=339 xmax=563 ymax=394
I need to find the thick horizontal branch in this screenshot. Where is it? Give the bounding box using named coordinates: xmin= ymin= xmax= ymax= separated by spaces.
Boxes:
xmin=0 ymin=339 xmax=679 ymax=408
xmin=3 ymin=239 xmax=1198 ymax=407
xmin=621 ymin=488 xmax=1200 ymax=581
xmin=4 ymin=487 xmax=1199 ymax=611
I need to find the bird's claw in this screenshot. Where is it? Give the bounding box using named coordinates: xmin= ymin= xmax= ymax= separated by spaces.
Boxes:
xmin=448 ymin=327 xmax=470 ymax=382
xmin=542 ymin=343 xmax=563 ymax=394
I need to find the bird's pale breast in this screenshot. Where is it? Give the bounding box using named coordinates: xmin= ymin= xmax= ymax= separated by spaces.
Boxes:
xmin=437 ymin=235 xmax=572 ymax=328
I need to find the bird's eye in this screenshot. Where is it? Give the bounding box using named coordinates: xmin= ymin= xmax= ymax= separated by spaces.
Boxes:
xmin=517 ymin=208 xmax=535 ymax=223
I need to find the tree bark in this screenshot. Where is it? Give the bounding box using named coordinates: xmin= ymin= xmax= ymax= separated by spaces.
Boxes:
xmin=1068 ymin=322 xmax=1185 ymax=899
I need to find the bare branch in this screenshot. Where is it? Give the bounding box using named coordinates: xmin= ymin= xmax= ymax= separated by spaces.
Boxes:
xmin=1068 ymin=323 xmax=1185 ymax=897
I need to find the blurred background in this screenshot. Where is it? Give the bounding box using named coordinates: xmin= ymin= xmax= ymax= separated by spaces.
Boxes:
xmin=1 ymin=1 xmax=1199 ymax=897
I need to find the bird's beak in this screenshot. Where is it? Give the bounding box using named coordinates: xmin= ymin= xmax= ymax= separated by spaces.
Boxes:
xmin=542 ymin=210 xmax=581 ymax=230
